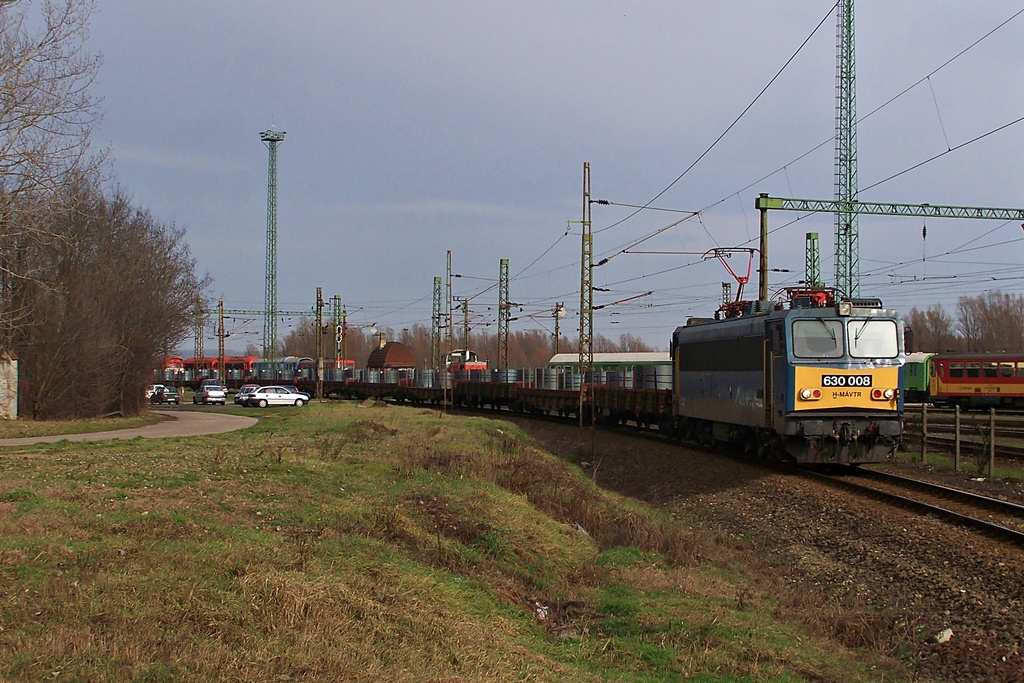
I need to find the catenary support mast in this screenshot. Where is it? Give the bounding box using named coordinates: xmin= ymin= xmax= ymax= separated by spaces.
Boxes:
xmin=498 ymin=258 xmax=509 ymax=371
xmin=834 ymin=0 xmax=859 ymax=296
xmin=579 ymin=162 xmax=593 ymax=426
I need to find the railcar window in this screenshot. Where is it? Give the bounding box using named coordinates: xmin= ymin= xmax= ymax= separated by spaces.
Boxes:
xmin=847 ymin=319 xmax=899 ymax=358
xmin=1017 ymin=362 xmax=1024 ymax=378
xmin=1000 ymin=363 xmax=1014 ymax=378
xmin=984 ymin=362 xmax=998 ymax=378
xmin=792 ymin=319 xmax=843 ymax=358
xmin=966 ymin=362 xmax=981 ymax=378
xmin=949 ymin=362 xmax=963 ymax=378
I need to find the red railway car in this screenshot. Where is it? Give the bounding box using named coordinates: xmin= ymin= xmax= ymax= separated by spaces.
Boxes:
xmin=155 ymin=356 xmax=186 ymax=383
xmin=929 ymin=351 xmax=1024 ymax=408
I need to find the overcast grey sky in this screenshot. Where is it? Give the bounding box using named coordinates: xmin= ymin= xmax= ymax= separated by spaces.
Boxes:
xmin=87 ymin=1 xmax=1024 ymax=353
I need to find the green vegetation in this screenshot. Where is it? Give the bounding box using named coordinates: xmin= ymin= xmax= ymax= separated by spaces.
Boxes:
xmin=897 ymin=445 xmax=1024 ymax=483
xmin=0 ymin=403 xmax=908 ymax=681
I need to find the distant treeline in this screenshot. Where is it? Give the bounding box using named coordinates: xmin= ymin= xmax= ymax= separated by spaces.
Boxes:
xmin=906 ymin=291 xmax=1024 ymax=353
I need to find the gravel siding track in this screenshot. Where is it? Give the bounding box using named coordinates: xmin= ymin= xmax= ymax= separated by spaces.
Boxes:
xmin=513 ymin=418 xmax=1024 ymax=682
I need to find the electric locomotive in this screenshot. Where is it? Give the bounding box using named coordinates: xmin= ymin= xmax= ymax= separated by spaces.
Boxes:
xmin=670 ymin=290 xmax=904 ymax=464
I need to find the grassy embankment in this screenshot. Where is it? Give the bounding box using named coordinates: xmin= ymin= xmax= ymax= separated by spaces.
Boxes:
xmin=0 ymin=402 xmax=908 ymax=681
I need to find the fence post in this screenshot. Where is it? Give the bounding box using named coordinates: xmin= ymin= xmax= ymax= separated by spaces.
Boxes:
xmin=920 ymin=403 xmax=928 ymax=463
xmin=989 ymin=407 xmax=996 ymax=478
xmin=953 ymin=404 xmax=960 ymax=471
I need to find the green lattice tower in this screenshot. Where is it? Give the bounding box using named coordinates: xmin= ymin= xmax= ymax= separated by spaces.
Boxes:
xmin=194 ymin=296 xmax=205 ymax=377
xmin=806 ymin=232 xmax=822 ymax=288
xmin=834 ymin=0 xmax=859 ymax=297
xmin=331 ymin=295 xmax=342 ymax=364
xmin=498 ymin=259 xmax=509 ymax=371
xmin=260 ymin=128 xmax=286 ymax=371
xmin=431 ymin=276 xmax=442 ymax=372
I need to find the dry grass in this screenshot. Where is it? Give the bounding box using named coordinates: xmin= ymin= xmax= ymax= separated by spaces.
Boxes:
xmin=0 ymin=403 xmax=910 ymax=681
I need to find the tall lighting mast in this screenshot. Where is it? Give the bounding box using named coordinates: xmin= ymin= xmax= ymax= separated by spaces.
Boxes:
xmin=260 ymin=128 xmax=286 ymax=373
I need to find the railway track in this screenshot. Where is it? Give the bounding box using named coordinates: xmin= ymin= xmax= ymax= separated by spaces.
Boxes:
xmin=450 ymin=402 xmax=1024 ymax=548
xmin=803 ymin=467 xmax=1024 ymax=547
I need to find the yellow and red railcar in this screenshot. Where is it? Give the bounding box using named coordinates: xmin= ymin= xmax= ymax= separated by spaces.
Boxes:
xmin=929 ymin=352 xmax=1024 ymax=408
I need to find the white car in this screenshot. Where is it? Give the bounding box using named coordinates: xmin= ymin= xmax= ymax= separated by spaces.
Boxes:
xmin=243 ymin=385 xmax=308 ymax=407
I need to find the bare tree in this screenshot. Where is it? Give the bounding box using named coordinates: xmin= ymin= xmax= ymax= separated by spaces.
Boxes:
xmin=0 ymin=0 xmax=104 ymax=349
xmin=953 ymin=292 xmax=1024 ymax=353
xmin=11 ymin=181 xmax=204 ymax=418
xmin=905 ymin=305 xmax=958 ymax=352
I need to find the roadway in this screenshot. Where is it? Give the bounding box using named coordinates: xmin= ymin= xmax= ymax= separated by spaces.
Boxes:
xmin=0 ymin=408 xmax=257 ymax=446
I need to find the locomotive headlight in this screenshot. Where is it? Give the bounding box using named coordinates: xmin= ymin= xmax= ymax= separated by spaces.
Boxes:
xmin=799 ymin=388 xmax=821 ymax=401
xmin=883 ymin=388 xmax=895 ymax=400
xmin=801 ymin=388 xmax=812 ymax=400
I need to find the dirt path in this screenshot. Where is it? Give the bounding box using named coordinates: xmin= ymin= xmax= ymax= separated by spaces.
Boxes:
xmin=0 ymin=409 xmax=257 ymax=446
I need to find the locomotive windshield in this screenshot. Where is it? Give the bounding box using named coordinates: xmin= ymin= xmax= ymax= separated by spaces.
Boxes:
xmin=792 ymin=317 xmax=900 ymax=359
xmin=848 ymin=319 xmax=899 ymax=358
xmin=792 ymin=319 xmax=843 ymax=358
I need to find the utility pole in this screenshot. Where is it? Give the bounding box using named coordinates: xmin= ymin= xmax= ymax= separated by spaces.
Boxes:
xmin=260 ymin=127 xmax=286 ymax=375
xmin=341 ymin=305 xmax=348 ymax=367
xmin=498 ymin=258 xmax=509 ymax=371
xmin=553 ymin=303 xmax=565 ymax=355
xmin=444 ymin=250 xmax=452 ymax=408
xmin=579 ymin=162 xmax=593 ymax=427
xmin=194 ymin=297 xmax=205 ymax=379
xmin=459 ymin=297 xmax=470 ymax=354
xmin=217 ymin=300 xmax=225 ymax=385
xmin=835 ymin=0 xmax=859 ymax=296
xmin=315 ymin=286 xmax=324 ymax=400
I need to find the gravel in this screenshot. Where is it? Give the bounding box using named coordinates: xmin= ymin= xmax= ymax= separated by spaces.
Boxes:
xmin=511 ymin=418 xmax=1024 ymax=682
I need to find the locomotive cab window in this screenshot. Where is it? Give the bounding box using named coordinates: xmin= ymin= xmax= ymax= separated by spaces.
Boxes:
xmin=848 ymin=319 xmax=899 ymax=358
xmin=792 ymin=319 xmax=843 ymax=358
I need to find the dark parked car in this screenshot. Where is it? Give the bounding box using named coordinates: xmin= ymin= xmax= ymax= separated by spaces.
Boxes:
xmin=234 ymin=384 xmax=260 ymax=405
xmin=149 ymin=386 xmax=180 ymax=404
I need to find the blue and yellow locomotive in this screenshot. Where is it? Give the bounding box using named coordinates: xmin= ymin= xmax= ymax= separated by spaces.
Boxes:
xmin=670 ymin=290 xmax=904 ymax=464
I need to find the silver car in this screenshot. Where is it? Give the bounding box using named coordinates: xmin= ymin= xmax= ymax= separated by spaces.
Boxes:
xmin=243 ymin=385 xmax=308 ymax=407
xmin=193 ymin=384 xmax=227 ymax=405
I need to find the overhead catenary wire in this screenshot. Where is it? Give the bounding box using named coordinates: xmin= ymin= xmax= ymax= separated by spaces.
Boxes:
xmin=594 ymin=0 xmax=840 ymax=236
xmin=259 ymin=7 xmax=1024 ymax=344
